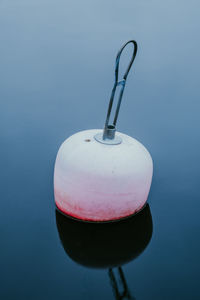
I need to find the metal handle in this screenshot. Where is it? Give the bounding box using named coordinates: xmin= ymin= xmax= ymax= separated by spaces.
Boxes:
xmin=103 ymin=40 xmax=137 ymax=140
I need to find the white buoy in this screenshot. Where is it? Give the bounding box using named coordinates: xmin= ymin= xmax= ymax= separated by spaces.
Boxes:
xmin=54 ymin=40 xmax=153 ymax=221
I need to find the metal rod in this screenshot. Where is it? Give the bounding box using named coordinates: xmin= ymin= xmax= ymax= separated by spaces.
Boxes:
xmin=103 ymin=40 xmax=137 ymax=140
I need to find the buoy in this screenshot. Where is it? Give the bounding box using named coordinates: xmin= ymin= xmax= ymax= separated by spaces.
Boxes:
xmin=54 ymin=40 xmax=153 ymax=221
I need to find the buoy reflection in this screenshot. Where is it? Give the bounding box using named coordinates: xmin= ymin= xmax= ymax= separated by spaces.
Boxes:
xmin=56 ymin=204 xmax=153 ymax=299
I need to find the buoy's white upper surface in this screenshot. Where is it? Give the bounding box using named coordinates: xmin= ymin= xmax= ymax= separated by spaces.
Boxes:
xmin=54 ymin=129 xmax=153 ymax=221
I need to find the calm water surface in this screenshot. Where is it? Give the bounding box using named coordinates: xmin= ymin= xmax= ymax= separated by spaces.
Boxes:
xmin=1 ymin=1 xmax=200 ymax=299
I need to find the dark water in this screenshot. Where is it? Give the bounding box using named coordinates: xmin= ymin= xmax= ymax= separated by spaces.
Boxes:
xmin=1 ymin=1 xmax=200 ymax=299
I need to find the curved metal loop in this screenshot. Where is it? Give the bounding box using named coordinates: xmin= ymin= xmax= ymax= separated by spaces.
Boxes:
xmin=103 ymin=40 xmax=137 ymax=140
xmin=115 ymin=40 xmax=138 ymax=83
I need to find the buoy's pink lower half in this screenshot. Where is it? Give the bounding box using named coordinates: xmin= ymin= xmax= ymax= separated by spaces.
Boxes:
xmin=54 ymin=194 xmax=147 ymax=222
xmin=54 ymin=179 xmax=151 ymax=222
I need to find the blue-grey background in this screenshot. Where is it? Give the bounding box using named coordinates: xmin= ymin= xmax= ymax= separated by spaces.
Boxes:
xmin=1 ymin=0 xmax=200 ymax=299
